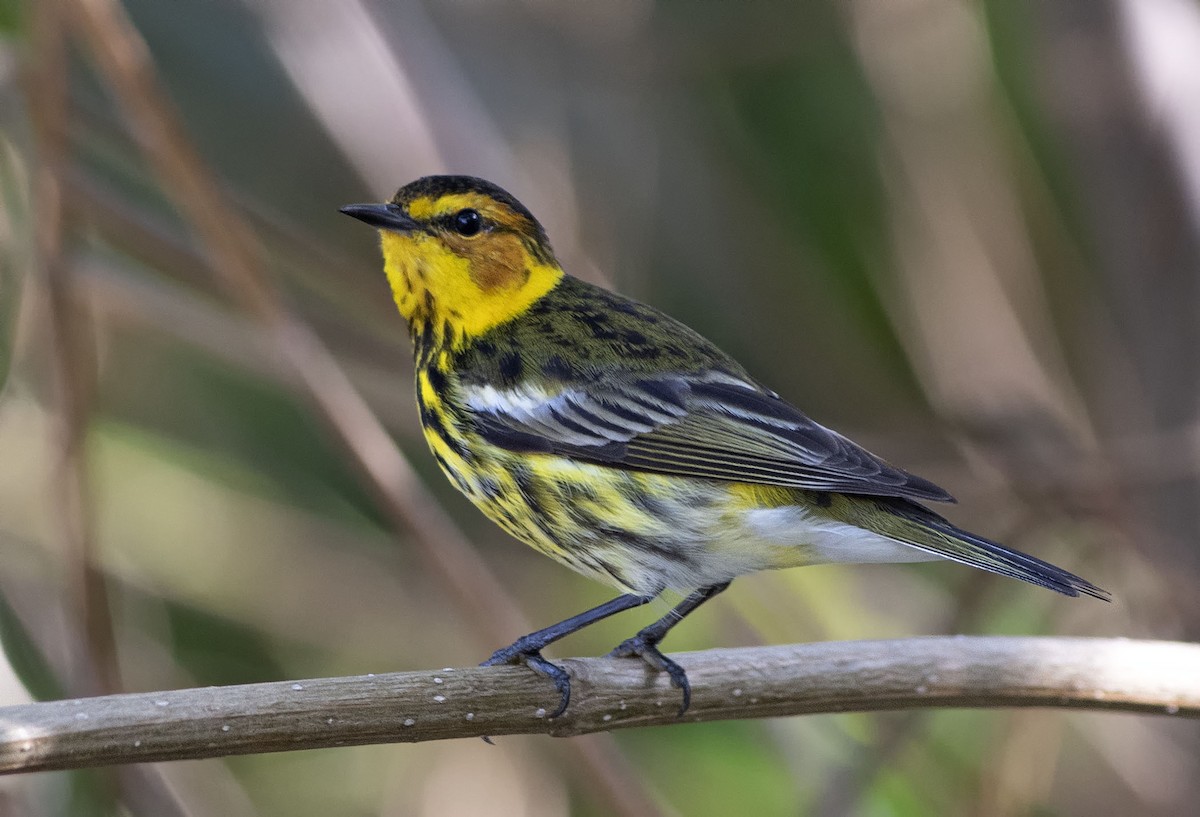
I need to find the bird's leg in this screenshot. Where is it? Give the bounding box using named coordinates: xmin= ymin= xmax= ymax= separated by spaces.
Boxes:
xmin=482 ymin=592 xmax=656 ymax=718
xmin=609 ymin=581 xmax=731 ymax=716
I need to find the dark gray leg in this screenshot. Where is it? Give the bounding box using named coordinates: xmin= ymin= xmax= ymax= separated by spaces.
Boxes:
xmin=609 ymin=582 xmax=731 ymax=715
xmin=483 ymin=591 xmax=657 ymax=717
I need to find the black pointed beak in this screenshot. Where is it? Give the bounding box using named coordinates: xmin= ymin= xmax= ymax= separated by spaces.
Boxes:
xmin=339 ymin=202 xmax=421 ymax=233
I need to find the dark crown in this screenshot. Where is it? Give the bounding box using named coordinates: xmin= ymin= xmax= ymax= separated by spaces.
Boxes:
xmin=392 ymin=175 xmax=553 ymax=256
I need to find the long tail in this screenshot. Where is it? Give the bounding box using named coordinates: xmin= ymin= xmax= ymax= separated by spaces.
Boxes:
xmin=878 ymin=500 xmax=1111 ymax=601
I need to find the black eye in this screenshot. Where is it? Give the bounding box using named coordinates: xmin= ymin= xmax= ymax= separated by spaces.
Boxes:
xmin=452 ymin=208 xmax=483 ymax=236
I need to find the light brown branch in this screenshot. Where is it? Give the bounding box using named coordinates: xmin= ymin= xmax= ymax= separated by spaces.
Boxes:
xmin=29 ymin=0 xmax=119 ymax=703
xmin=0 ymin=637 xmax=1194 ymax=775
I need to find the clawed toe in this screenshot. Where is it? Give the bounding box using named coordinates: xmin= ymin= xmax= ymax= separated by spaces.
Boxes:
xmin=610 ymin=635 xmax=691 ymax=716
xmin=477 ymin=586 xmax=724 ymax=723
xmin=480 ymin=648 xmax=572 ymax=718
xmin=522 ymin=653 xmax=572 ymax=718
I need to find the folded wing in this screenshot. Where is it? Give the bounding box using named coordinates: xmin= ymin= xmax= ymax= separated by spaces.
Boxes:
xmin=465 ymin=372 xmax=954 ymax=503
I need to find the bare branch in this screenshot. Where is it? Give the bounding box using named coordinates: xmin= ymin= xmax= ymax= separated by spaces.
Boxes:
xmin=1 ymin=637 xmax=1194 ymax=775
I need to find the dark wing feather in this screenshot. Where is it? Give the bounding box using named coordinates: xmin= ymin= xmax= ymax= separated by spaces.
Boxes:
xmin=466 ymin=373 xmax=954 ymax=503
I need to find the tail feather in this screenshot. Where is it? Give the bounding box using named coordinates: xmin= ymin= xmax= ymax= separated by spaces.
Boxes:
xmin=881 ymin=501 xmax=1111 ymax=601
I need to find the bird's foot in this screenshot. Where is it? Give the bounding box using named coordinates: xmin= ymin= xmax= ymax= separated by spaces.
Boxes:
xmin=482 ymin=643 xmax=572 ymax=719
xmin=609 ymin=634 xmax=691 ymax=716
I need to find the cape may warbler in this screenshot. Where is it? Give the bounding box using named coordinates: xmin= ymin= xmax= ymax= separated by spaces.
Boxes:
xmin=342 ymin=175 xmax=1108 ymax=716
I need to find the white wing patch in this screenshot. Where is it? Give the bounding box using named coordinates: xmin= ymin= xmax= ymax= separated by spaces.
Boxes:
xmin=463 ymin=383 xmax=645 ymax=446
xmin=463 ymin=382 xmax=558 ymax=415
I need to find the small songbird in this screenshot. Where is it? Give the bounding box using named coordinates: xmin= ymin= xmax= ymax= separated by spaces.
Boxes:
xmin=342 ymin=175 xmax=1108 ymax=717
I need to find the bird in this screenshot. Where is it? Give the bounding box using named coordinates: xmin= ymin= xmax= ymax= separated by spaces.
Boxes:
xmin=341 ymin=175 xmax=1109 ymax=717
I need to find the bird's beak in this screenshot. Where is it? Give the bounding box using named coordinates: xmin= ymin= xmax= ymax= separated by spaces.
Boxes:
xmin=339 ymin=202 xmax=421 ymax=233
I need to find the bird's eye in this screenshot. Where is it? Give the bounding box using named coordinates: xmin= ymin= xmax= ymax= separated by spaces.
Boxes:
xmin=452 ymin=208 xmax=483 ymax=236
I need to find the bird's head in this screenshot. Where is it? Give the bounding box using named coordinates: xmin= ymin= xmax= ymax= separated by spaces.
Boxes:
xmin=341 ymin=176 xmax=563 ymax=347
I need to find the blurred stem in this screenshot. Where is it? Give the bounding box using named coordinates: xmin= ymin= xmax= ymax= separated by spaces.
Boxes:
xmin=28 ymin=0 xmax=118 ymax=707
xmin=26 ymin=0 xmax=123 ymax=814
xmin=68 ymin=0 xmax=278 ymax=321
xmin=64 ymin=0 xmax=662 ymax=813
xmin=67 ymin=0 xmax=529 ymax=655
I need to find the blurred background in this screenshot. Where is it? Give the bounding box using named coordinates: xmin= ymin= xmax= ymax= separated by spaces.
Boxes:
xmin=2 ymin=0 xmax=1198 ymax=814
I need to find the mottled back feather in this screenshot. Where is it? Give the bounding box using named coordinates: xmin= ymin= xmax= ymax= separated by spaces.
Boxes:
xmin=456 ymin=275 xmax=955 ymax=503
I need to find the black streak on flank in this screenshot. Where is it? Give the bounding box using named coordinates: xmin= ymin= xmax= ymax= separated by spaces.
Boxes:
xmin=813 ymin=491 xmax=833 ymax=508
xmin=591 ymin=556 xmax=629 ymax=590
xmin=424 ymin=365 xmax=449 ymax=395
xmin=432 ymin=450 xmax=470 ymax=492
xmin=478 ymin=476 xmax=502 ymax=500
xmin=513 ymin=466 xmax=540 ymax=509
xmin=420 ymin=404 xmax=472 ymax=461
xmin=631 ymin=492 xmax=669 ymax=518
xmin=599 ymin=525 xmax=692 ymax=565
xmin=511 ymin=466 xmax=558 ymax=539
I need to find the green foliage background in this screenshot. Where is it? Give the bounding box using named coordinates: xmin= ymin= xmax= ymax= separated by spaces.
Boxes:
xmin=2 ymin=0 xmax=1197 ymax=815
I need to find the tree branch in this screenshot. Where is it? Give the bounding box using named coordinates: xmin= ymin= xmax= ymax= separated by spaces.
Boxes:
xmin=1 ymin=637 xmax=1195 ymax=774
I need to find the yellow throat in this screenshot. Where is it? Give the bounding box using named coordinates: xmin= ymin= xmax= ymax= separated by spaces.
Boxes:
xmin=378 ymin=211 xmax=563 ymax=348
